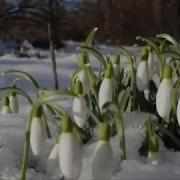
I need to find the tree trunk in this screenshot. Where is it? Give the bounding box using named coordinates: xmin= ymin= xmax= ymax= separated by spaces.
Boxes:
xmin=48 ymin=0 xmax=59 ymax=90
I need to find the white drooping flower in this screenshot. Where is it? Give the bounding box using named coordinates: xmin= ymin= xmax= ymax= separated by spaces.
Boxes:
xmin=177 ymin=98 xmax=180 ymax=126
xmin=73 ymin=80 xmax=88 ymax=128
xmin=59 ymin=115 xmax=82 ymax=179
xmin=112 ymin=54 xmax=120 ymax=78
xmin=148 ymin=134 xmax=159 ymax=165
xmin=77 ymin=68 xmax=90 ymax=95
xmin=76 ymin=52 xmax=91 ymax=95
xmin=1 ymin=96 xmax=11 ymax=114
xmin=30 ymin=108 xmax=46 ymax=156
xmin=98 ymin=65 xmax=113 ymax=111
xmin=148 ymin=48 xmax=155 ymax=79
xmin=9 ymin=91 xmax=19 ymax=114
xmin=156 ymin=65 xmax=173 ymax=122
xmin=136 ymin=48 xmax=150 ymax=91
xmin=91 ymin=122 xmax=114 ymax=180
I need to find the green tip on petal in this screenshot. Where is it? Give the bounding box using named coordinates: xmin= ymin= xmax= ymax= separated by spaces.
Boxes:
xmin=149 ymin=135 xmax=159 ymax=153
xmin=34 ymin=106 xmax=43 ymax=118
xmin=61 ymin=114 xmax=73 ymax=133
xmin=98 ymin=121 xmax=110 ymax=141
xmin=163 ymin=64 xmax=173 ymax=79
xmin=79 ymin=52 xmax=89 ymax=67
xmin=105 ymin=64 xmax=113 ymax=79
xmin=3 ymin=96 xmax=10 ymax=106
xmin=141 ymin=47 xmax=149 ymax=61
xmin=74 ymin=79 xmax=84 ymax=95
xmin=113 ymin=54 xmax=120 ymax=65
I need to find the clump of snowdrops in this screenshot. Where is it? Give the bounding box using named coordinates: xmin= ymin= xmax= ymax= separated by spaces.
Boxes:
xmin=0 ymin=28 xmax=180 ymax=180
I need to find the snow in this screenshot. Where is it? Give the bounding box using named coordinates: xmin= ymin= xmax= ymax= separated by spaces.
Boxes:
xmin=0 ymin=41 xmax=179 ymax=180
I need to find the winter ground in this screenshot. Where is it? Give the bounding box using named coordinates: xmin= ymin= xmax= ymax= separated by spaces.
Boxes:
xmin=0 ymin=41 xmax=180 ymax=180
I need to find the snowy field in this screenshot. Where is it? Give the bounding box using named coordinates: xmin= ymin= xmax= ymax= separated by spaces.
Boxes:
xmin=0 ymin=41 xmax=180 ymax=180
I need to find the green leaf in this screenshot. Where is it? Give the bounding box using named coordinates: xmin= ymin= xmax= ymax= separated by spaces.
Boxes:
xmin=81 ymin=46 xmax=107 ymax=69
xmin=157 ymin=33 xmax=179 ymax=48
xmin=5 ymin=69 xmax=40 ymax=90
xmin=118 ymin=88 xmax=131 ymax=111
xmin=87 ymin=108 xmax=99 ymax=124
xmin=157 ymin=124 xmax=180 ymax=148
xmin=0 ymin=86 xmax=33 ymax=104
xmin=83 ymin=27 xmax=98 ymax=47
xmin=136 ymin=36 xmax=160 ymax=53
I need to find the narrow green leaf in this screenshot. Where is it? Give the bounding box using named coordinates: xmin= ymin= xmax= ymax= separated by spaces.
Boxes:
xmin=157 ymin=33 xmax=179 ymax=48
xmin=83 ymin=27 xmax=98 ymax=47
xmin=136 ymin=36 xmax=160 ymax=53
xmin=0 ymin=86 xmax=33 ymax=104
xmin=118 ymin=88 xmax=131 ymax=111
xmin=5 ymin=69 xmax=40 ymax=90
xmin=81 ymin=46 xmax=107 ymax=69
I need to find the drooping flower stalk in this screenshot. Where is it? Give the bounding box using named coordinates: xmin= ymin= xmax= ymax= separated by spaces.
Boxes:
xmin=91 ymin=121 xmax=114 ymax=179
xmin=59 ymin=114 xmax=82 ymax=179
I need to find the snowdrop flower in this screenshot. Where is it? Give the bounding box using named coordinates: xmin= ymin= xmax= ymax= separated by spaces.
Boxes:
xmin=9 ymin=90 xmax=19 ymax=114
xmin=136 ymin=48 xmax=150 ymax=91
xmin=148 ymin=47 xmax=155 ymax=79
xmin=59 ymin=115 xmax=82 ymax=179
xmin=98 ymin=65 xmax=113 ymax=111
xmin=156 ymin=65 xmax=173 ymax=122
xmin=1 ymin=96 xmax=11 ymax=114
xmin=148 ymin=135 xmax=159 ymax=165
xmin=112 ymin=54 xmax=120 ymax=78
xmin=73 ymin=80 xmax=88 ymax=128
xmin=30 ymin=107 xmax=46 ymax=156
xmin=91 ymin=122 xmax=114 ymax=179
xmin=177 ymin=98 xmax=180 ymax=126
xmin=77 ymin=53 xmax=91 ymax=95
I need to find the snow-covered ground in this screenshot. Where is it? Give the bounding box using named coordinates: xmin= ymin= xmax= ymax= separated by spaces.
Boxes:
xmin=0 ymin=41 xmax=180 ymax=180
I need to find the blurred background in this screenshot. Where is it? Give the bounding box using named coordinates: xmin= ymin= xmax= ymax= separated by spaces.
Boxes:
xmin=0 ymin=0 xmax=180 ymax=46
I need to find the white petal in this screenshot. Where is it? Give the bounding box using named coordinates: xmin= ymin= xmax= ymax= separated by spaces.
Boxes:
xmin=98 ymin=78 xmax=113 ymax=110
xmin=77 ymin=69 xmax=90 ymax=94
xmin=91 ymin=141 xmax=114 ymax=179
xmin=156 ymin=79 xmax=173 ymax=121
xmin=148 ymin=151 xmax=159 ymax=165
xmin=1 ymin=106 xmax=11 ymax=114
xmin=9 ymin=96 xmax=19 ymax=113
xmin=49 ymin=143 xmax=59 ymax=160
xmin=113 ymin=64 xmax=120 ymax=77
xmin=148 ymin=53 xmax=155 ymax=79
xmin=30 ymin=117 xmax=46 ymax=156
xmin=59 ymin=133 xmax=82 ymax=179
xmin=48 ymin=143 xmax=59 ymax=172
xmin=136 ymin=61 xmax=149 ymax=91
xmin=73 ymin=96 xmax=87 ymax=128
xmin=177 ymin=99 xmax=180 ymax=126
